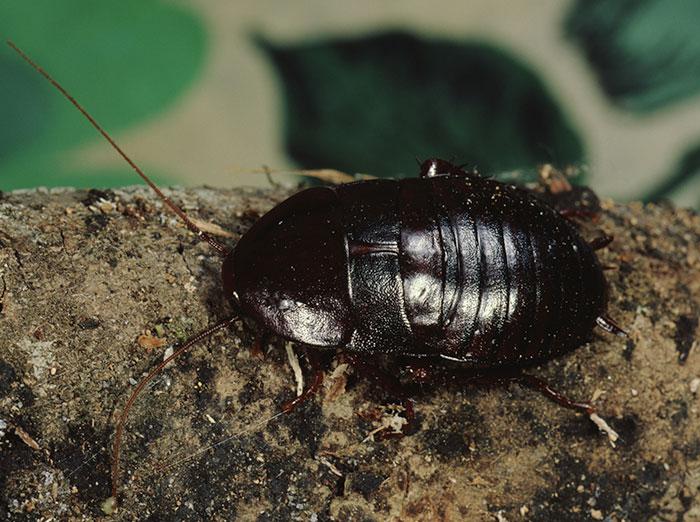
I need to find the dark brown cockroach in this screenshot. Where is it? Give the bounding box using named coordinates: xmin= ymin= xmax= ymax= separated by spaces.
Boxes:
xmin=9 ymin=41 xmax=626 ymax=508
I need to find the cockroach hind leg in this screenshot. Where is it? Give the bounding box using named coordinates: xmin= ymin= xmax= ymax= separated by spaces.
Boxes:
xmin=596 ymin=315 xmax=628 ymax=337
xmin=251 ymin=332 xmax=268 ymax=360
xmin=515 ymin=374 xmax=620 ymax=446
xmin=281 ymin=370 xmax=323 ymax=413
xmin=514 ymin=374 xmax=593 ymax=414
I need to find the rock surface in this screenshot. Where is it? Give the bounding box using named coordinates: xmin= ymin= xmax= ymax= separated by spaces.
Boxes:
xmin=0 ymin=184 xmax=699 ymax=521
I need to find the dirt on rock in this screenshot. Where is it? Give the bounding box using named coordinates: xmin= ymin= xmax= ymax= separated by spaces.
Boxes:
xmin=0 ymin=183 xmax=699 ymax=521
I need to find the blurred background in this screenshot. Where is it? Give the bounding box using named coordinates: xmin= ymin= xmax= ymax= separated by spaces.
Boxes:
xmin=2 ymin=0 xmax=700 ymax=207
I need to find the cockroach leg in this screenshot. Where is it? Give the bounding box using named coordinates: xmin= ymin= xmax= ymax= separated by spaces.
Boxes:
xmin=511 ymin=374 xmax=620 ymax=445
xmin=596 ymin=315 xmax=628 ymax=337
xmin=401 ymin=364 xmax=586 ymax=414
xmin=282 ymin=350 xmax=324 ymax=413
xmin=426 ymin=367 xmax=620 ymax=445
xmin=342 ymin=354 xmax=408 ymax=396
xmin=589 ymin=234 xmax=614 ymax=251
xmin=250 ymin=331 xmax=268 ymax=360
xmin=509 ymin=374 xmax=593 ymax=415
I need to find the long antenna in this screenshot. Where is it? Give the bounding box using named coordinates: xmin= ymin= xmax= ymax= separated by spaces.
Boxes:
xmin=109 ymin=316 xmax=238 ymax=507
xmin=7 ymin=40 xmax=229 ymax=257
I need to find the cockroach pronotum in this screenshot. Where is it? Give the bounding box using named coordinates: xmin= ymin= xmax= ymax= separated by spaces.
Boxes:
xmin=8 ymin=40 xmax=627 ymax=511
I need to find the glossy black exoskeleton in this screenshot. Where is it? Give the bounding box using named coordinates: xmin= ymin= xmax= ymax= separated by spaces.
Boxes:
xmin=226 ymin=158 xmax=616 ymax=368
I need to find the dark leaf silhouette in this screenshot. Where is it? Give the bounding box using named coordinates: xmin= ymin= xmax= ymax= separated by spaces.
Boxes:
xmin=258 ymin=32 xmax=584 ymax=180
xmin=567 ymin=0 xmax=700 ymax=112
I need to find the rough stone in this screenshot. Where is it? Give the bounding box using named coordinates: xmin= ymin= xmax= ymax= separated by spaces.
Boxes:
xmin=0 ymin=184 xmax=699 ymax=521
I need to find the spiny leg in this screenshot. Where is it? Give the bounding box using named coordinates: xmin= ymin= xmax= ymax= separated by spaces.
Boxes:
xmin=250 ymin=331 xmax=268 ymax=360
xmin=512 ymin=373 xmax=620 ymax=444
xmin=281 ymin=349 xmax=324 ymax=414
xmin=398 ymin=364 xmax=620 ymax=444
xmin=596 ymin=315 xmax=628 ymax=337
xmin=409 ymin=365 xmax=592 ymax=414
xmin=507 ymin=373 xmax=592 ymax=414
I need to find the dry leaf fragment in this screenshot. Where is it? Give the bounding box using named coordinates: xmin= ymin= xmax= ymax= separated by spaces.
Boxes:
xmin=285 ymin=343 xmax=304 ymax=397
xmin=589 ymin=413 xmax=620 ymax=447
xmin=539 ymin=164 xmax=573 ymax=194
xmin=14 ymin=424 xmax=40 ymax=450
xmin=300 ymin=169 xmax=360 ymax=184
xmin=137 ymin=332 xmax=166 ymax=350
xmin=188 ymin=218 xmax=235 ymax=238
xmin=324 ymin=363 xmax=349 ymax=402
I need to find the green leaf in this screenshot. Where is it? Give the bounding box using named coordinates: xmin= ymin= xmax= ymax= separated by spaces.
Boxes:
xmin=566 ymin=0 xmax=700 ymax=113
xmin=258 ymin=32 xmax=584 ymax=180
xmin=0 ymin=0 xmax=206 ymax=189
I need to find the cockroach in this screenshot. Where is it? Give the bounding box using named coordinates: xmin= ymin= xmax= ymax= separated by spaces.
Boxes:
xmin=8 ymin=41 xmax=627 ymax=510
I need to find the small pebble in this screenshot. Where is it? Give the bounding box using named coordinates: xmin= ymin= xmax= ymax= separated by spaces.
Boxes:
xmin=101 ymin=496 xmax=116 ymax=515
xmin=690 ymin=378 xmax=700 ymax=394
